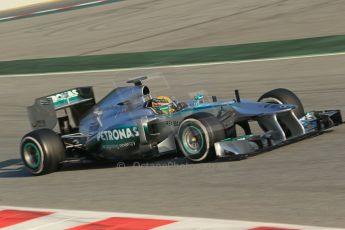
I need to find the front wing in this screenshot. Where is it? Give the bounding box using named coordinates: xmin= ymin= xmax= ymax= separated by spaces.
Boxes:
xmin=215 ymin=110 xmax=343 ymax=157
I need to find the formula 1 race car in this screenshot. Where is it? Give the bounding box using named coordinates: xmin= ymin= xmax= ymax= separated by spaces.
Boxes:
xmin=20 ymin=76 xmax=343 ymax=175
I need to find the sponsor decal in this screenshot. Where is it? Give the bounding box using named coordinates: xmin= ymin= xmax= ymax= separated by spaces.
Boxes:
xmin=97 ymin=127 xmax=140 ymax=151
xmin=165 ymin=120 xmax=180 ymax=127
xmin=97 ymin=127 xmax=139 ymax=142
xmin=48 ymin=89 xmax=80 ymax=107
xmin=102 ymin=141 xmax=137 ymax=151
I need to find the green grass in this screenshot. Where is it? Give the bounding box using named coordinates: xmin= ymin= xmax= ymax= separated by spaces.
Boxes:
xmin=1 ymin=35 xmax=345 ymax=75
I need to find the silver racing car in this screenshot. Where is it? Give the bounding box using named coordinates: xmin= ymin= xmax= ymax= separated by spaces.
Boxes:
xmin=20 ymin=76 xmax=343 ymax=175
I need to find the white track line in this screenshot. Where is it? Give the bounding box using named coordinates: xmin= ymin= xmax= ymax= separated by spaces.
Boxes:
xmin=1 ymin=51 xmax=345 ymax=78
xmin=0 ymin=0 xmax=113 ymax=22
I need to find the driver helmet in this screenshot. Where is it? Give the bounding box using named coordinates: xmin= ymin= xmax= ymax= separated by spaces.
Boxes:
xmin=151 ymin=96 xmax=176 ymax=114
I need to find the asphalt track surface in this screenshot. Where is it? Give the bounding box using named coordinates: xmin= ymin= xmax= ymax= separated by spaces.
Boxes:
xmin=1 ymin=0 xmax=345 ymax=61
xmin=0 ymin=0 xmax=345 ymax=228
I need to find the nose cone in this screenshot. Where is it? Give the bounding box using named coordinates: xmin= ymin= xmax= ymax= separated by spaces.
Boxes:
xmin=231 ymin=100 xmax=295 ymax=117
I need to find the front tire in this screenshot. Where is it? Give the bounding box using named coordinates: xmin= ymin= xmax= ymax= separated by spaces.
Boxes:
xmin=20 ymin=129 xmax=65 ymax=175
xmin=177 ymin=114 xmax=225 ymax=162
xmin=258 ymin=88 xmax=305 ymax=118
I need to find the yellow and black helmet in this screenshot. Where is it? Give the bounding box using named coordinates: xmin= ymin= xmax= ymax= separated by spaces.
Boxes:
xmin=151 ymin=96 xmax=176 ymax=114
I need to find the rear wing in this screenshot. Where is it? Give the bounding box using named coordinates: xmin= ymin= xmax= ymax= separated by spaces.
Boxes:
xmin=27 ymin=87 xmax=95 ymax=133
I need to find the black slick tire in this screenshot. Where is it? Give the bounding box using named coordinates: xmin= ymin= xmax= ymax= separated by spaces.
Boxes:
xmin=20 ymin=129 xmax=65 ymax=175
xmin=177 ymin=113 xmax=225 ymax=162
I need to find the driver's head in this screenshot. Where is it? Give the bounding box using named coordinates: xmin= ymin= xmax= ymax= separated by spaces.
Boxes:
xmin=151 ymin=96 xmax=176 ymax=114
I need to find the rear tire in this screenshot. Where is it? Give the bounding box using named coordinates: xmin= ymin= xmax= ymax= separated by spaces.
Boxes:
xmin=258 ymin=88 xmax=305 ymax=118
xmin=177 ymin=113 xmax=225 ymax=162
xmin=20 ymin=129 xmax=65 ymax=175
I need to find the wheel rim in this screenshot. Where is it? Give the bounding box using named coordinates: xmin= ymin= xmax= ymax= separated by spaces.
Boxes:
xmin=181 ymin=125 xmax=204 ymax=156
xmin=23 ymin=142 xmax=41 ymax=169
